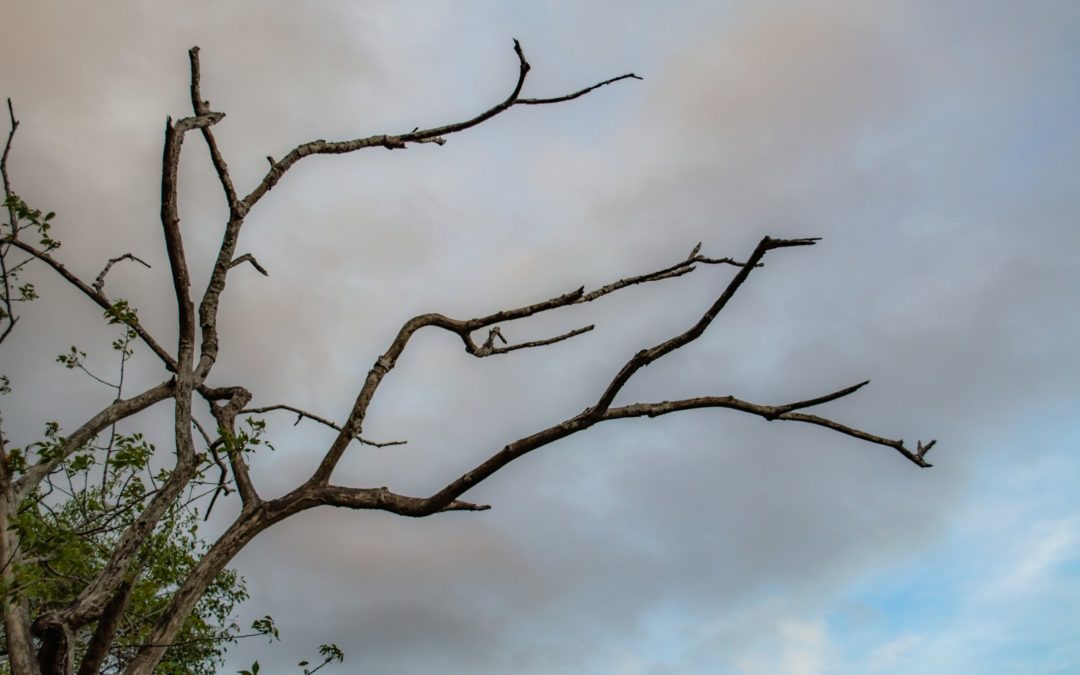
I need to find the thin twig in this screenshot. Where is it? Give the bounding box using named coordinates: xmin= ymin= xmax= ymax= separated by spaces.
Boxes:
xmin=92 ymin=254 xmax=152 ymax=295
xmin=228 ymin=253 xmax=268 ymax=276
xmin=242 ymin=404 xmax=406 ymax=448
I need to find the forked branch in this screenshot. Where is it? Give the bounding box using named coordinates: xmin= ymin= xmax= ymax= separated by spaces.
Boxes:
xmin=308 ymin=242 xmax=761 ymax=484
xmin=408 ymin=236 xmax=932 ymax=515
xmin=0 ymin=42 xmax=936 ymax=675
xmin=238 ymin=39 xmax=640 ymax=211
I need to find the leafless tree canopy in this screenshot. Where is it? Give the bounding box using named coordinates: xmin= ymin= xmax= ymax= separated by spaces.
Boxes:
xmin=0 ymin=42 xmax=933 ymax=675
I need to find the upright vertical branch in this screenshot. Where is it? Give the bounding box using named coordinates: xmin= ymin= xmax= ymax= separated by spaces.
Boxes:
xmin=159 ymin=117 xmax=202 ymax=364
xmin=187 ymin=47 xmax=238 ymax=212
xmin=188 ymin=46 xmax=246 ymax=380
xmin=1 ymin=99 xmax=24 ymax=347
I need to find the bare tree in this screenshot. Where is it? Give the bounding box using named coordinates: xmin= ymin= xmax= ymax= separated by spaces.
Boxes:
xmin=0 ymin=42 xmax=934 ymax=675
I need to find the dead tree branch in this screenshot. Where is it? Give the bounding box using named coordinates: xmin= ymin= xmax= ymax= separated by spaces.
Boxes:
xmin=242 ymin=404 xmax=406 ymax=448
xmin=0 ymin=42 xmax=934 ymax=675
xmin=1 ymin=98 xmax=21 ymax=344
xmin=92 ymin=254 xmax=151 ymax=295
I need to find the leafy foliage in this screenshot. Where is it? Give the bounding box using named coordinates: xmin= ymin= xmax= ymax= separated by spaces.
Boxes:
xmin=1 ymin=423 xmax=250 ymax=675
xmin=1 ymin=195 xmax=330 ymax=673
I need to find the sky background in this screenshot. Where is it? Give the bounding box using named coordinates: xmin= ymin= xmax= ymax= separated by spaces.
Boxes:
xmin=1 ymin=1 xmax=1079 ymax=673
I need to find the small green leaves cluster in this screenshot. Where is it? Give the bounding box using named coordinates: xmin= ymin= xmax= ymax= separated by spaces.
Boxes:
xmin=236 ymin=617 xmax=345 ymax=674
xmin=302 ymin=644 xmax=345 ymax=674
xmin=113 ymin=326 xmax=137 ymax=358
xmin=56 ymin=345 xmax=87 ymax=370
xmin=3 ymin=421 xmax=68 ymax=476
xmin=1 ymin=193 xmax=62 ymax=393
xmin=222 ymin=417 xmax=275 ymax=456
xmin=3 ymin=422 xmax=249 ymax=674
xmin=251 ymin=615 xmax=280 ymax=642
xmin=104 ymin=298 xmax=139 ymax=328
xmin=239 ymin=642 xmax=345 ymax=675
xmin=4 ymin=192 xmax=59 ymax=250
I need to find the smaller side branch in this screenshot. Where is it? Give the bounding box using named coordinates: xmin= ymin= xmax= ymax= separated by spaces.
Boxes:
xmin=227 ymin=253 xmax=268 ymax=276
xmin=243 ymin=404 xmax=406 ymax=448
xmin=601 ymin=381 xmax=934 ymax=467
xmin=471 ymin=324 xmax=595 ymax=357
xmin=92 ymin=253 xmax=151 ymax=295
xmin=772 ymin=380 xmax=870 ymax=415
xmin=191 ymin=417 xmax=231 ymax=521
xmin=188 ymin=47 xmax=238 ymax=212
xmin=575 ymin=242 xmax=755 ymax=304
xmin=518 ymin=72 xmax=643 ymax=104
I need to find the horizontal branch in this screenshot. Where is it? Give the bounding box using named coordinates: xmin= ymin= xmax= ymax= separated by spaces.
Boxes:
xmin=239 ymin=39 xmax=638 ymax=211
xmin=243 ymin=404 xmax=406 ymax=448
xmin=473 ymin=324 xmax=595 ymax=357
xmin=601 ymin=385 xmax=934 ymax=467
xmin=518 ymin=73 xmax=643 ymax=105
xmin=318 ymin=485 xmax=489 ymax=516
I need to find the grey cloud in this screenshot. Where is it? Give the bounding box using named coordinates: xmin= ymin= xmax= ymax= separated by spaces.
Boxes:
xmin=2 ymin=1 xmax=1078 ymax=673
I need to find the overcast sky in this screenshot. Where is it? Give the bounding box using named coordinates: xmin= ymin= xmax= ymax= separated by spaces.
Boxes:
xmin=2 ymin=1 xmax=1079 ymax=673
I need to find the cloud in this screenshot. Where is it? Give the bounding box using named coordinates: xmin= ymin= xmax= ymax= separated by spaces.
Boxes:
xmin=2 ymin=1 xmax=1078 ymax=673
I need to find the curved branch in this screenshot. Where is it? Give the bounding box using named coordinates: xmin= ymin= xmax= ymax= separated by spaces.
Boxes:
xmin=600 ymin=385 xmax=934 ymax=467
xmin=199 ymin=386 xmax=259 ymax=508
xmin=307 ymin=242 xmax=739 ymax=485
xmin=92 ymin=254 xmax=151 ymax=295
xmin=228 ymin=253 xmax=268 ymax=276
xmin=190 ymin=41 xmax=638 ymax=385
xmin=410 ymin=237 xmax=931 ymax=515
xmin=239 ymin=39 xmax=637 ymax=211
